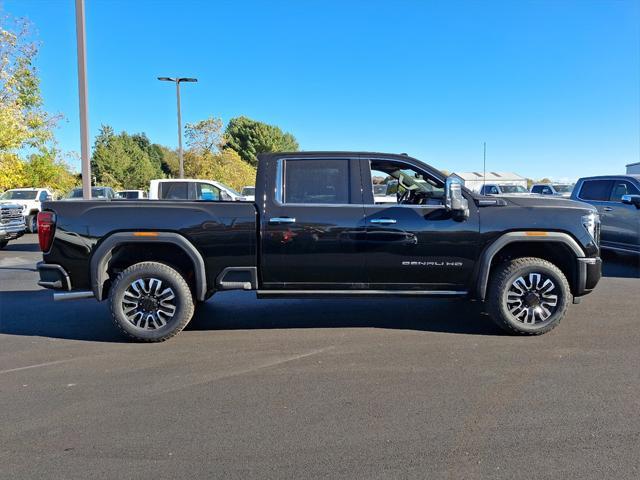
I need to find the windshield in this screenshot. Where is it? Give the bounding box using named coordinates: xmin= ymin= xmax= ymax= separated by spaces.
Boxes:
xmin=241 ymin=187 xmax=255 ymax=196
xmin=118 ymin=191 xmax=140 ymax=199
xmin=217 ymin=183 xmax=241 ymax=197
xmin=0 ymin=190 xmax=37 ymax=200
xmin=553 ymin=184 xmax=573 ymax=193
xmin=500 ymin=185 xmax=528 ymax=193
xmin=67 ymin=187 xmax=110 ymax=198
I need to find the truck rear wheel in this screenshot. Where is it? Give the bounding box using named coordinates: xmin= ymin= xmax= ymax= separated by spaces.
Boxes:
xmin=109 ymin=261 xmax=195 ymax=342
xmin=487 ymin=257 xmax=571 ymax=335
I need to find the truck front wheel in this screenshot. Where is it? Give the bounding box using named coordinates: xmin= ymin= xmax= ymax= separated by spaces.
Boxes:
xmin=487 ymin=257 xmax=571 ymax=335
xmin=26 ymin=214 xmax=37 ymax=233
xmin=109 ymin=261 xmax=195 ymax=342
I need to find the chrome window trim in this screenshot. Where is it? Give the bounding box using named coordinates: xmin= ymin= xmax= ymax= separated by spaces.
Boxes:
xmin=576 ymin=179 xmax=640 ymax=205
xmin=363 ymin=156 xmax=447 ymax=208
xmin=274 ymin=156 xmax=358 ymax=207
xmin=272 ymin=155 xmax=449 ymax=210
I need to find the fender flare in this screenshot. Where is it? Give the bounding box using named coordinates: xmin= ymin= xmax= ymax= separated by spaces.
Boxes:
xmin=476 ymin=231 xmax=585 ymax=300
xmin=90 ymin=232 xmax=207 ymax=301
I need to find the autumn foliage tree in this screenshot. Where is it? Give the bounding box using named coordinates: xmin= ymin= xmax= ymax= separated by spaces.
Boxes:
xmin=0 ymin=15 xmax=75 ymax=193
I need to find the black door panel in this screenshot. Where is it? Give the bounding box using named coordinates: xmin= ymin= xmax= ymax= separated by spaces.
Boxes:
xmin=260 ymin=157 xmax=368 ymax=287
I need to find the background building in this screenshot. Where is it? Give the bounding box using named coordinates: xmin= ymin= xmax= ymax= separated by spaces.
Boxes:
xmin=451 ymin=171 xmax=527 ymax=193
xmin=626 ymin=162 xmax=640 ymax=175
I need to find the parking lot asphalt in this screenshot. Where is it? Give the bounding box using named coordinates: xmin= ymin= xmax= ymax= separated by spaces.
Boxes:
xmin=1 ymin=235 xmax=639 ymax=479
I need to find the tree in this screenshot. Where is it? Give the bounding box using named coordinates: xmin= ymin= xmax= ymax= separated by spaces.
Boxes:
xmin=224 ymin=116 xmax=299 ymax=166
xmin=157 ymin=145 xmax=179 ymax=176
xmin=22 ymin=149 xmax=77 ymax=194
xmin=0 ymin=154 xmax=26 ymax=191
xmin=91 ymin=126 xmax=163 ymax=190
xmin=184 ymin=149 xmax=255 ymax=191
xmin=0 ymin=15 xmax=58 ymax=153
xmin=185 ymin=117 xmax=225 ymax=154
xmin=0 ymin=15 xmax=73 ymax=193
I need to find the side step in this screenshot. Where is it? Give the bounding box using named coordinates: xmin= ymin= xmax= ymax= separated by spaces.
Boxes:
xmin=53 ymin=290 xmax=95 ymax=301
xmin=257 ymin=290 xmax=468 ymax=299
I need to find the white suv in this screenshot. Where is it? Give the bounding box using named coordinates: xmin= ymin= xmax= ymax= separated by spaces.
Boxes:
xmin=0 ymin=188 xmax=53 ymax=232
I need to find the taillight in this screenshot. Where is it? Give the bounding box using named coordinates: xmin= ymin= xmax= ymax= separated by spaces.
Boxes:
xmin=37 ymin=211 xmax=56 ymax=252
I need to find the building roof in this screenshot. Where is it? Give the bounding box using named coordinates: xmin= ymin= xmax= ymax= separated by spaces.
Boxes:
xmin=626 ymin=162 xmax=640 ymax=167
xmin=451 ymin=171 xmax=526 ymax=181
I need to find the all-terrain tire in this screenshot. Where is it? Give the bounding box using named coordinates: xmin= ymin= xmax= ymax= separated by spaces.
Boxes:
xmin=109 ymin=261 xmax=195 ymax=342
xmin=486 ymin=257 xmax=571 ymax=335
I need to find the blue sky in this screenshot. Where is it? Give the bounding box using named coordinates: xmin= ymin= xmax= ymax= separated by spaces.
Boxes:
xmin=3 ymin=0 xmax=639 ymax=180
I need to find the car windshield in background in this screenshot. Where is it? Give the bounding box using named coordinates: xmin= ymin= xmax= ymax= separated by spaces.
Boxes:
xmin=68 ymin=187 xmax=109 ymax=198
xmin=241 ymin=187 xmax=255 ymax=196
xmin=0 ymin=190 xmax=37 ymax=200
xmin=553 ymin=184 xmax=573 ymax=193
xmin=501 ymin=185 xmax=528 ymax=193
xmin=222 ymin=184 xmax=241 ymax=197
xmin=119 ymin=191 xmax=139 ymax=199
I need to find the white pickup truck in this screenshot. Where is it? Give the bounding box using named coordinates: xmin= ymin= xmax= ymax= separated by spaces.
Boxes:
xmin=0 ymin=188 xmax=52 ymax=232
xmin=148 ymin=179 xmax=246 ymax=201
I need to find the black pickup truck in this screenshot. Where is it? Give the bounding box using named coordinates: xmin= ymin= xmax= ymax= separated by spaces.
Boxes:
xmin=36 ymin=152 xmax=602 ymax=341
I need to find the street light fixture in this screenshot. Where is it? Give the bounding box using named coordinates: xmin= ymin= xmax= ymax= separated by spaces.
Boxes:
xmin=157 ymin=76 xmax=198 ymax=179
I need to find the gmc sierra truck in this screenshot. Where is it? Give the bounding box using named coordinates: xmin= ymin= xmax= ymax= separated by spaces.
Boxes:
xmin=36 ymin=152 xmax=602 ymax=341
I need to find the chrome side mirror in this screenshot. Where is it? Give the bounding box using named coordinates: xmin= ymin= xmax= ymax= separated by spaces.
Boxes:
xmin=445 ymin=176 xmax=469 ymax=220
xmin=621 ymin=194 xmax=640 ymax=208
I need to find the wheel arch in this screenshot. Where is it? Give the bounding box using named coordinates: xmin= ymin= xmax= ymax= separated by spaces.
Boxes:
xmin=476 ymin=231 xmax=585 ymax=301
xmin=90 ymin=232 xmax=207 ymax=301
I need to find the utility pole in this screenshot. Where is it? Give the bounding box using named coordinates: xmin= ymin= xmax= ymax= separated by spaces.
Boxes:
xmin=157 ymin=77 xmax=198 ymax=178
xmin=483 ymin=142 xmax=487 ymax=191
xmin=75 ymin=0 xmax=91 ymax=199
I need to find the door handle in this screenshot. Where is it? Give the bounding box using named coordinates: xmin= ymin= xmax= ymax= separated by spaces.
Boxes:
xmin=603 ymin=207 xmax=613 ymax=212
xmin=369 ymin=218 xmax=397 ymax=224
xmin=269 ymin=217 xmax=296 ymax=224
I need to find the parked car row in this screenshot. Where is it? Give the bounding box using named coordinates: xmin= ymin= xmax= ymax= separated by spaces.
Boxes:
xmin=478 ymin=176 xmax=639 ymax=255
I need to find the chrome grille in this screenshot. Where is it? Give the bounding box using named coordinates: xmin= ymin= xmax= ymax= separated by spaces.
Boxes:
xmin=0 ymin=206 xmax=23 ymax=224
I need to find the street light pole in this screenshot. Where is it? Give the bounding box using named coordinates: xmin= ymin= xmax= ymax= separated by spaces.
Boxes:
xmin=158 ymin=77 xmax=198 ymax=179
xmin=75 ymin=0 xmax=91 ymax=199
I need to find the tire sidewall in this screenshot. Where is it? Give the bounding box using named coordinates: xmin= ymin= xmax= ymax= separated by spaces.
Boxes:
xmin=27 ymin=214 xmax=37 ymax=233
xmin=495 ymin=261 xmax=570 ymax=334
xmin=110 ymin=263 xmax=193 ymax=341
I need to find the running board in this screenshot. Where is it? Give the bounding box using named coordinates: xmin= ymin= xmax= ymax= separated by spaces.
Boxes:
xmin=257 ymin=290 xmax=468 ymax=299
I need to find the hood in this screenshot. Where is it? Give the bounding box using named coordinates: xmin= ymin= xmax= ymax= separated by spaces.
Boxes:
xmin=501 ymin=195 xmax=595 ymax=211
xmin=0 ymin=202 xmax=23 ymax=209
xmin=0 ymin=200 xmax=27 ymax=208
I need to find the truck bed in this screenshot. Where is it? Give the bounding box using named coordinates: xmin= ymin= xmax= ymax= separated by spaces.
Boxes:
xmin=42 ymin=200 xmax=257 ymax=294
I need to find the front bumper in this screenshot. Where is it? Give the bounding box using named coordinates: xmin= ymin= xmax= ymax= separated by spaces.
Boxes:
xmin=0 ymin=221 xmax=26 ymax=241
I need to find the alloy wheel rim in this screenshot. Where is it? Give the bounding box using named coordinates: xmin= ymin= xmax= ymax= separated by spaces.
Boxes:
xmin=122 ymin=278 xmax=176 ymax=330
xmin=506 ymin=272 xmax=559 ymax=325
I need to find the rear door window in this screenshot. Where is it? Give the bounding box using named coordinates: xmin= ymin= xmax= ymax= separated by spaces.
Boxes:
xmin=160 ymin=182 xmax=189 ymax=200
xmin=579 ymin=180 xmax=614 ymax=201
xmin=283 ymin=159 xmax=350 ymax=204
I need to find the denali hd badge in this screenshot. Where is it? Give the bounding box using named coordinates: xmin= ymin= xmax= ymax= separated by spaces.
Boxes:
xmin=402 ymin=261 xmax=464 ymax=267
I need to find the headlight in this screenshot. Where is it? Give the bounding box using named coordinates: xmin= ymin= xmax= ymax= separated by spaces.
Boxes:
xmin=582 ymin=212 xmax=599 ymax=243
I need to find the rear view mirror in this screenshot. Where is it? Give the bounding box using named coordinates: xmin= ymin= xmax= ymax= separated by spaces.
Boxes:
xmin=622 ymin=194 xmax=640 ymax=208
xmin=445 ymin=176 xmax=469 ymax=220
